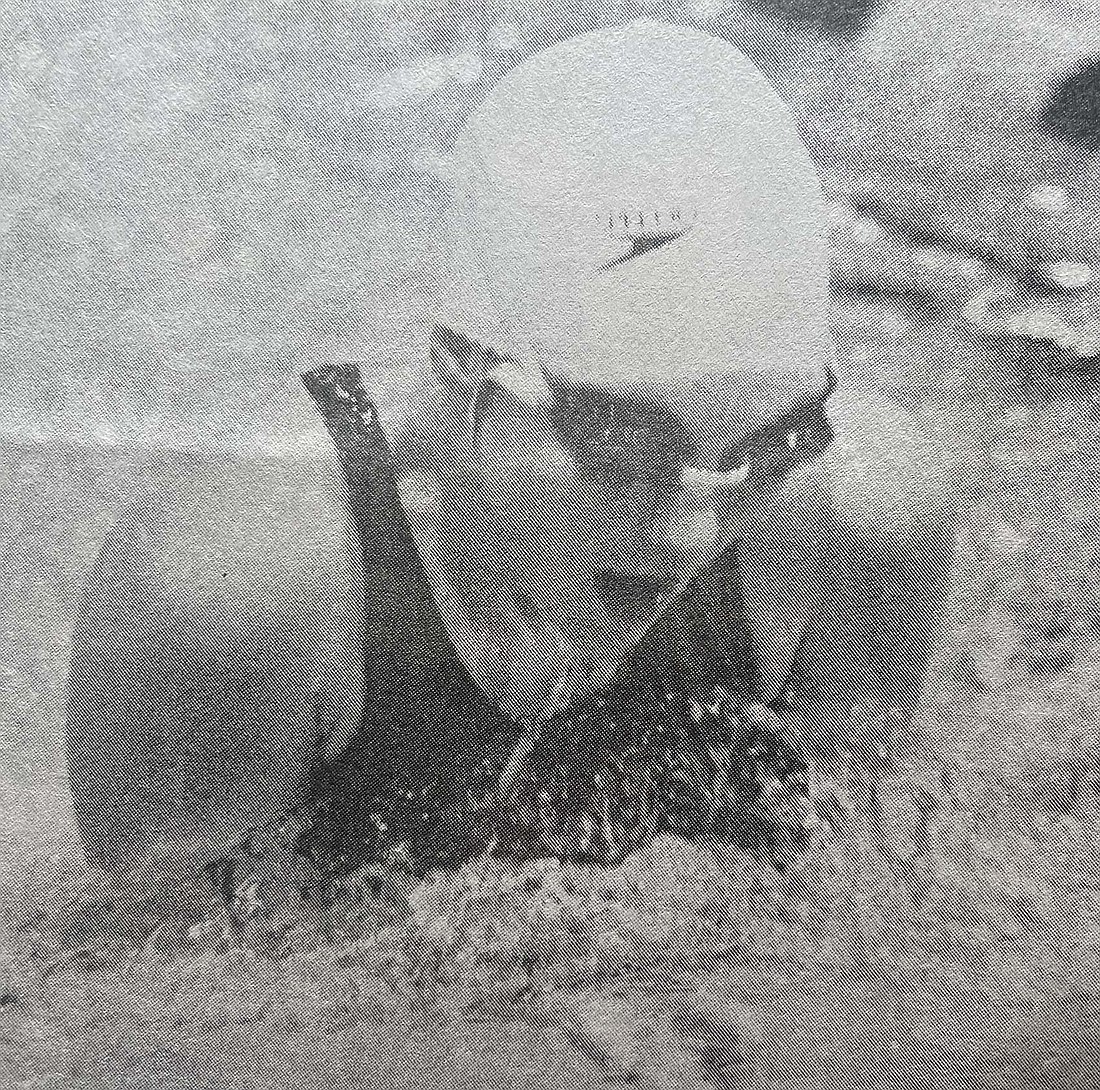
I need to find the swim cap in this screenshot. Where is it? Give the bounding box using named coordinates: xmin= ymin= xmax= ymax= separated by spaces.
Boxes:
xmin=440 ymin=19 xmax=832 ymax=462
xmin=382 ymin=20 xmax=836 ymax=722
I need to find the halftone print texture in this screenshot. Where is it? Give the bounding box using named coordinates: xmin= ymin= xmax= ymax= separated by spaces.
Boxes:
xmin=3 ymin=4 xmax=1100 ymax=1090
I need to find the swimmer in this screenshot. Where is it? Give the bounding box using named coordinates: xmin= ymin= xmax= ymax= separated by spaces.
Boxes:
xmin=65 ymin=21 xmax=955 ymax=877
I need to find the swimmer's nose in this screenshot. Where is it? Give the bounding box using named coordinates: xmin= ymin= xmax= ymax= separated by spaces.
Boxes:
xmin=646 ymin=463 xmax=757 ymax=568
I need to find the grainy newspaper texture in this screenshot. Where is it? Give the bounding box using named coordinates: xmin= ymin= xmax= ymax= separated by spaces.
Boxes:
xmin=3 ymin=3 xmax=1100 ymax=1087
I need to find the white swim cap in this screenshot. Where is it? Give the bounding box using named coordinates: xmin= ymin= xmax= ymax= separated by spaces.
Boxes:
xmin=439 ymin=18 xmax=832 ymax=463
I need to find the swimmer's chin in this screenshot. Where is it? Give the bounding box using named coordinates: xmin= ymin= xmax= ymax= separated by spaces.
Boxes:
xmin=476 ymin=594 xmax=681 ymax=722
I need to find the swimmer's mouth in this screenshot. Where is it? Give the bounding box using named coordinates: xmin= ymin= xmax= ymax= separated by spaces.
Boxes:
xmin=593 ymin=570 xmax=679 ymax=614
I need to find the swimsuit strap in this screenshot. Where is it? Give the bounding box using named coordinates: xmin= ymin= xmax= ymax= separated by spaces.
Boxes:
xmin=300 ymin=363 xmax=458 ymax=661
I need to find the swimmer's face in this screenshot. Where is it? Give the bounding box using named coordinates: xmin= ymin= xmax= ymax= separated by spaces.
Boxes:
xmin=474 ymin=359 xmax=835 ymax=680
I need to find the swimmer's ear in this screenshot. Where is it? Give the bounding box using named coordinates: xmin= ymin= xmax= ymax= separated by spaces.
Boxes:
xmin=429 ymin=324 xmax=500 ymax=394
xmin=429 ymin=325 xmax=495 ymax=411
xmin=429 ymin=323 xmax=553 ymax=435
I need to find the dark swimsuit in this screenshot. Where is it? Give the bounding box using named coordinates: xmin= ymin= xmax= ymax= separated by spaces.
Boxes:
xmin=297 ymin=363 xmax=829 ymax=878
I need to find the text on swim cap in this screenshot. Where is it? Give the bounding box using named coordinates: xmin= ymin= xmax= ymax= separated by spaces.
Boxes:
xmin=605 ymin=207 xmax=698 ymax=238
